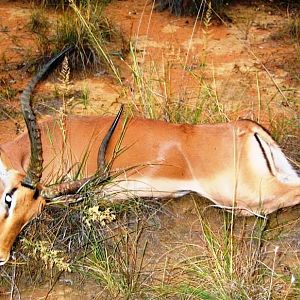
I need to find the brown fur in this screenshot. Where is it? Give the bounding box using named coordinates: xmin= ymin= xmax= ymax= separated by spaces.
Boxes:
xmin=0 ymin=115 xmax=299 ymax=264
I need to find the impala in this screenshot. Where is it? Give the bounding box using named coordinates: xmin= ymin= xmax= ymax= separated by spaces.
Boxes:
xmin=1 ymin=50 xmax=300 ymax=266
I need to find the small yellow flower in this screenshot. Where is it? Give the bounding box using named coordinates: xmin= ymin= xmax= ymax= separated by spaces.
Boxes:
xmin=84 ymin=207 xmax=116 ymax=227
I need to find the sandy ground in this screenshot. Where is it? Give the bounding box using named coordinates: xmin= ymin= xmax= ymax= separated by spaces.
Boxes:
xmin=0 ymin=0 xmax=299 ymax=298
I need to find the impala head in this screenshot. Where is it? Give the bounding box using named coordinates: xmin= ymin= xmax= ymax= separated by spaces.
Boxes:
xmin=0 ymin=47 xmax=52 ymax=264
xmin=0 ymin=46 xmax=83 ymax=265
xmin=0 ymin=163 xmax=46 ymax=265
xmin=0 ymin=46 xmax=122 ymax=265
xmin=0 ymin=146 xmax=89 ymax=266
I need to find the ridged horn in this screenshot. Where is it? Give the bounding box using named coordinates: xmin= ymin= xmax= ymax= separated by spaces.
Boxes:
xmin=41 ymin=105 xmax=124 ymax=200
xmin=97 ymin=104 xmax=124 ymax=173
xmin=41 ymin=178 xmax=90 ymax=199
xmin=21 ymin=46 xmax=73 ymax=189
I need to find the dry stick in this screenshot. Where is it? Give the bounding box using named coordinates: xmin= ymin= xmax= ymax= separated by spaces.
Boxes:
xmin=256 ymin=71 xmax=262 ymax=123
xmin=229 ymin=125 xmax=239 ymax=278
xmin=9 ymin=254 xmax=20 ymax=300
xmin=182 ymin=0 xmax=205 ymax=74
xmin=267 ymin=246 xmax=279 ymax=300
xmin=283 ymin=274 xmax=296 ymax=300
xmin=9 ymin=266 xmax=15 ymax=300
xmin=257 ymin=55 xmax=289 ymax=105
xmin=0 ymin=108 xmax=17 ymax=123
xmin=44 ymin=270 xmax=64 ymax=300
xmin=135 ymin=0 xmax=155 ymax=57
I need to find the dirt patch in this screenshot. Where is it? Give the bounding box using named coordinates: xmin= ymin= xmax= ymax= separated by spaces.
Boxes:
xmin=105 ymin=0 xmax=299 ymax=115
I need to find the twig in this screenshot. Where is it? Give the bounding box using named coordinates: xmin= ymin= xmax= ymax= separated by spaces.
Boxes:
xmin=9 ymin=253 xmax=20 ymax=300
xmin=44 ymin=270 xmax=64 ymax=300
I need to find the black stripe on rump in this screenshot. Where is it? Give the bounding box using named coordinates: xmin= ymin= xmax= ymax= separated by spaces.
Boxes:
xmin=254 ymin=132 xmax=274 ymax=176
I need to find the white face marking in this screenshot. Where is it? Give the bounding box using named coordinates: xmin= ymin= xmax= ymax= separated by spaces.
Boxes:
xmin=5 ymin=194 xmax=12 ymax=202
xmin=0 ymin=159 xmax=8 ymax=179
xmin=1 ymin=189 xmax=16 ymax=215
xmin=4 ymin=194 xmax=12 ymax=210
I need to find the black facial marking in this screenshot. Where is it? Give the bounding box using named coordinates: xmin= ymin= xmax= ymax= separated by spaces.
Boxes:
xmin=33 ymin=188 xmax=40 ymax=200
xmin=21 ymin=181 xmax=36 ymax=190
xmin=5 ymin=188 xmax=17 ymax=209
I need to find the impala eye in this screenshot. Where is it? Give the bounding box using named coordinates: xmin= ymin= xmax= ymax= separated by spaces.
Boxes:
xmin=4 ymin=188 xmax=17 ymax=209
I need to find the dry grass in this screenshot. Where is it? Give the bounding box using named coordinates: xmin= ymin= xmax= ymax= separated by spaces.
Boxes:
xmin=1 ymin=0 xmax=300 ymax=299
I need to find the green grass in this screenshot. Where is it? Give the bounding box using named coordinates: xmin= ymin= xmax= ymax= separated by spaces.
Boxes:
xmin=271 ymin=17 xmax=300 ymax=44
xmin=27 ymin=0 xmax=124 ymax=75
xmin=33 ymin=0 xmax=111 ymax=9
xmin=154 ymin=0 xmax=230 ymax=17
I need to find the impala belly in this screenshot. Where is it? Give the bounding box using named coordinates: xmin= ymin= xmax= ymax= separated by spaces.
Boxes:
xmin=100 ymin=177 xmax=200 ymax=199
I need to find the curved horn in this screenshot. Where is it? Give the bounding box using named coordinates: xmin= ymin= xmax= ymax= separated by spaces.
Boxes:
xmin=97 ymin=104 xmax=124 ymax=172
xmin=42 ymin=105 xmax=124 ymax=200
xmin=41 ymin=178 xmax=90 ymax=199
xmin=21 ymin=46 xmax=73 ymax=189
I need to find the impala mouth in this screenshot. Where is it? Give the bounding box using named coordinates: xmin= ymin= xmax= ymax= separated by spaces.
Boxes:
xmin=0 ymin=253 xmax=9 ymax=266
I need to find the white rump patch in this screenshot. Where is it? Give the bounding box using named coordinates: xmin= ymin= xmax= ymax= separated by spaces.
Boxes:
xmin=270 ymin=145 xmax=300 ymax=184
xmin=255 ymin=133 xmax=299 ymax=184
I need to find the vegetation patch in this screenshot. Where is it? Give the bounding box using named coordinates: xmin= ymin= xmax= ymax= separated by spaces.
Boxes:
xmin=26 ymin=1 xmax=125 ymax=77
xmin=154 ymin=0 xmax=229 ymax=17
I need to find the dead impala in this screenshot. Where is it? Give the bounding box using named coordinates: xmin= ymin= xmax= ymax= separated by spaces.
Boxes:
xmin=0 ymin=49 xmax=300 ymax=266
